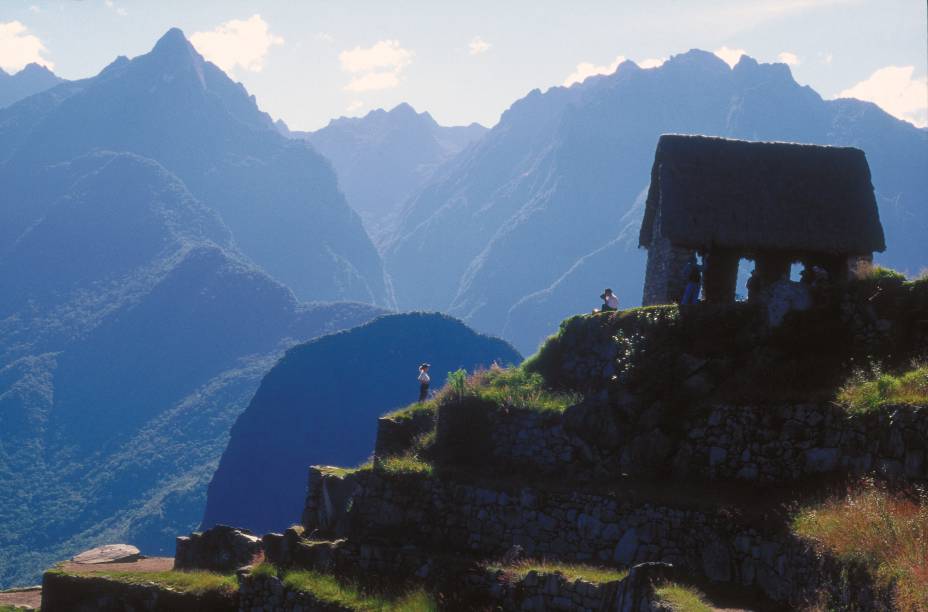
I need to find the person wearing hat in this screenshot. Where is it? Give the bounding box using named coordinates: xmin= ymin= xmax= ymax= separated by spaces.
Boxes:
xmin=418 ymin=363 xmax=431 ymax=402
xmin=600 ymin=288 xmax=619 ymax=312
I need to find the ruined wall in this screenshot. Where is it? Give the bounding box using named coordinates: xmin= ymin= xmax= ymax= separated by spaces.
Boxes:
xmin=41 ymin=572 xmax=236 ymax=612
xmin=304 ymin=469 xmax=896 ymax=608
xmin=439 ymin=400 xmax=928 ymax=483
xmin=642 ymin=210 xmax=694 ymax=306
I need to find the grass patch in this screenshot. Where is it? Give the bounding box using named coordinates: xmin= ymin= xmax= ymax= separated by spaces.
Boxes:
xmin=837 ymin=362 xmax=928 ymax=413
xmin=250 ymin=561 xmax=277 ymax=578
xmin=75 ymin=570 xmax=237 ymax=595
xmin=793 ymin=480 xmax=928 ymax=610
xmin=382 ymin=401 xmax=436 ymax=423
xmin=0 ymin=606 xmax=34 ymax=612
xmin=318 ymin=461 xmax=374 ymax=478
xmin=459 ymin=366 xmax=581 ymax=413
xmin=493 ymin=560 xmax=627 ymax=584
xmin=654 ymin=582 xmax=714 ymax=611
xmin=282 ymin=571 xmax=436 ymax=611
xmin=376 ymin=454 xmax=433 ymax=477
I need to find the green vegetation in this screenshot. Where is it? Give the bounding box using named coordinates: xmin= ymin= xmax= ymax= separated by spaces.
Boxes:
xmin=281 ymin=570 xmax=436 ymax=611
xmin=855 ymin=262 xmax=909 ymax=283
xmin=0 ymin=606 xmax=35 ymax=612
xmin=376 ymin=453 xmax=433 ymax=477
xmin=654 ymin=582 xmax=714 ymax=611
xmin=383 ymin=401 xmax=436 ymax=423
xmin=318 ymin=461 xmax=374 ymax=478
xmin=837 ymin=363 xmax=928 ymax=413
xmin=793 ymin=480 xmax=928 ymax=610
xmin=250 ymin=562 xmax=277 ymax=578
xmin=493 ymin=560 xmax=627 ymax=584
xmin=459 ymin=366 xmax=581 ymax=413
xmin=55 ymin=569 xmax=237 ymax=595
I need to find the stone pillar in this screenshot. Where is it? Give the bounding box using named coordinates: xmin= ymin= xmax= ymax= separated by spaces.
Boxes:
xmin=641 ymin=210 xmax=695 ymax=305
xmin=755 ymin=251 xmax=792 ymax=286
xmin=703 ymin=249 xmax=739 ymax=303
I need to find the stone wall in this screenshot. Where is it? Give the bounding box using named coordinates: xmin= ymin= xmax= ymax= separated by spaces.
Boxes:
xmin=438 ymin=399 xmax=928 ymax=484
xmin=641 ymin=209 xmax=694 ymax=306
xmin=304 ymin=468 xmax=896 ymax=609
xmin=237 ymin=573 xmax=349 ymax=612
xmin=41 ymin=571 xmax=236 ymax=612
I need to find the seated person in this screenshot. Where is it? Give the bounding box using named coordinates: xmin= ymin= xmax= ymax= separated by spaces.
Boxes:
xmin=599 ymin=288 xmax=619 ymax=312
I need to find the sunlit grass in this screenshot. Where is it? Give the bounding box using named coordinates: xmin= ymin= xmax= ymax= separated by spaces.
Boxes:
xmin=654 ymin=582 xmax=714 ymax=611
xmin=837 ymin=362 xmax=928 ymax=414
xmin=376 ymin=453 xmax=433 ymax=477
xmin=463 ymin=366 xmax=581 ymax=413
xmin=61 ymin=569 xmax=237 ymax=595
xmin=793 ymin=480 xmax=928 ymax=610
xmin=492 ymin=560 xmax=627 ymax=584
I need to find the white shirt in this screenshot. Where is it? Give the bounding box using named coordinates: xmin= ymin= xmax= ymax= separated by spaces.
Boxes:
xmin=418 ymin=371 xmax=430 ymax=384
xmin=605 ymin=294 xmax=619 ymax=309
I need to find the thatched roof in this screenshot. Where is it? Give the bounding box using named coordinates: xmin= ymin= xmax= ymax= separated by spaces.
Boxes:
xmin=639 ymin=135 xmax=885 ymax=255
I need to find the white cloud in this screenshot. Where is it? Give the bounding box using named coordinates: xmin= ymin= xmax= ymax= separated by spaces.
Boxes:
xmin=713 ymin=46 xmax=746 ymax=68
xmin=638 ymin=57 xmax=666 ymax=69
xmin=564 ymin=55 xmax=625 ymax=87
xmin=346 ymin=100 xmax=364 ymax=113
xmin=28 ymin=5 xmax=40 ymax=13
xmin=837 ymin=65 xmax=928 ymax=127
xmin=0 ymin=21 xmax=53 ymax=72
xmin=104 ymin=0 xmax=128 ymax=16
xmin=821 ymin=52 xmax=833 ymax=65
xmin=339 ymin=40 xmax=412 ymax=92
xmin=190 ymin=14 xmax=284 ymax=73
xmin=777 ymin=51 xmax=800 ymax=66
xmin=468 ymin=35 xmax=491 ymax=55
xmin=316 ymin=32 xmax=334 ymax=44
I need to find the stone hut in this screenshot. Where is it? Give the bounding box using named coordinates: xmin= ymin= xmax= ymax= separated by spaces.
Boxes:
xmin=639 ymin=134 xmax=885 ymax=305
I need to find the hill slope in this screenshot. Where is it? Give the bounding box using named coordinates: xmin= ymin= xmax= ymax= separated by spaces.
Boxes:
xmin=384 ymin=51 xmax=928 ymax=354
xmin=201 ymin=313 xmax=519 ymax=534
xmin=0 ymin=152 xmax=384 ymax=588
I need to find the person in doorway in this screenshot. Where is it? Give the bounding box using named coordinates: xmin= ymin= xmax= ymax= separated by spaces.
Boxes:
xmin=418 ymin=363 xmax=431 ymax=402
xmin=746 ymin=268 xmax=761 ymax=301
xmin=600 ymin=288 xmax=619 ymax=312
xmin=680 ymin=255 xmax=702 ymax=304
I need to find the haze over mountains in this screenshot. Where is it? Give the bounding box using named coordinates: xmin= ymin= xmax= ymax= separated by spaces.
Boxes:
xmin=0 ymin=63 xmax=64 ymax=109
xmin=293 ymin=103 xmax=486 ymax=237
xmin=203 ymin=313 xmax=520 ymax=535
xmin=0 ymin=28 xmax=389 ymax=306
xmin=382 ymin=51 xmax=928 ymax=353
xmin=0 ymin=29 xmax=392 ymax=587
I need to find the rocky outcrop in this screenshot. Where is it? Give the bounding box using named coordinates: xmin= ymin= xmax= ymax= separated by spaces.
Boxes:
xmin=175 ymin=525 xmax=262 ymax=573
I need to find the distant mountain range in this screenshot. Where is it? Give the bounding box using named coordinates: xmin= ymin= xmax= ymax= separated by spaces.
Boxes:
xmin=0 ymin=63 xmax=64 ymax=108
xmin=382 ymin=50 xmax=928 ymax=354
xmin=202 ymin=312 xmax=520 ymax=535
xmin=0 ymin=28 xmax=389 ymax=306
xmin=290 ymin=103 xmax=486 ymax=238
xmin=0 ymin=30 xmax=391 ymax=587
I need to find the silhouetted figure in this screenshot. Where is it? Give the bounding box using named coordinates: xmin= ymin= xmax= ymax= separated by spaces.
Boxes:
xmin=418 ymin=363 xmax=431 ymax=402
xmin=681 ymin=256 xmax=702 ymax=304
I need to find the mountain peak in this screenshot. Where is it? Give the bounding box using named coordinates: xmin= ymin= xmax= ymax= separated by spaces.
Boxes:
xmin=150 ymin=27 xmax=200 ymax=64
xmin=19 ymin=63 xmax=55 ymax=77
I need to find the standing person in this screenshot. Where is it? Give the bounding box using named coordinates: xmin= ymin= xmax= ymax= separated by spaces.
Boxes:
xmin=681 ymin=255 xmax=702 ymax=304
xmin=417 ymin=363 xmax=431 ymax=402
xmin=600 ymin=288 xmax=619 ymax=312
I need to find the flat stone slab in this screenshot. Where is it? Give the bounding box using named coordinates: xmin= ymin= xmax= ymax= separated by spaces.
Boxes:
xmin=71 ymin=544 xmax=141 ymax=565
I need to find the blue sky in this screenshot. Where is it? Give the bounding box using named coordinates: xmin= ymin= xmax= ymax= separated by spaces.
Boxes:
xmin=1 ymin=0 xmax=926 ymax=130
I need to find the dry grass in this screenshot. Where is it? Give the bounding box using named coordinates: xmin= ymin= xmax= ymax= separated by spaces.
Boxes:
xmin=793 ymin=480 xmax=928 ymax=610
xmin=54 ymin=569 xmax=238 ymax=595
xmin=837 ymin=362 xmax=928 ymax=413
xmin=376 ymin=453 xmax=433 ymax=477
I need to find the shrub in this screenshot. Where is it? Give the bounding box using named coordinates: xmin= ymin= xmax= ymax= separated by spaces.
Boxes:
xmin=793 ymin=480 xmax=928 ymax=610
xmin=837 ymin=362 xmax=928 ymax=413
xmin=446 ymin=368 xmax=467 ymax=401
xmin=465 ymin=367 xmax=580 ymax=413
xmin=854 ymin=262 xmax=908 ymax=283
xmin=376 ymin=454 xmax=433 ymax=477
